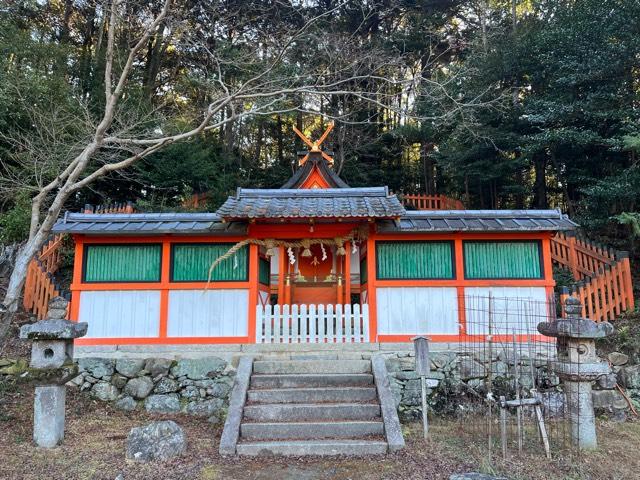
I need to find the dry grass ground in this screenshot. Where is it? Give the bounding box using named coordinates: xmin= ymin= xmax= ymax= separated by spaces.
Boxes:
xmin=1 ymin=382 xmax=639 ymax=480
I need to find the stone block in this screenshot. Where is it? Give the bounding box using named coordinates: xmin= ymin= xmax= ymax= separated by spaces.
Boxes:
xmin=48 ymin=296 xmax=69 ymax=311
xmin=78 ymin=358 xmax=114 ymax=378
xmin=207 ymin=382 xmax=231 ymax=398
xmin=30 ymin=340 xmax=67 ymax=369
xmin=618 ymin=365 xmax=640 ymax=389
xmin=126 ymin=420 xmax=186 ymax=462
xmin=34 ymin=385 xmax=65 ymax=448
xmin=185 ymin=398 xmax=225 ymax=417
xmin=608 ymin=352 xmax=629 ymax=366
xmin=170 ymin=357 xmax=226 ymax=380
xmin=145 ymin=394 xmax=181 ymax=413
xmin=154 ymin=377 xmax=180 ymax=394
xmin=145 ymin=358 xmax=173 ymax=377
xmin=91 ymin=382 xmax=119 ymax=401
xmin=125 ymin=377 xmax=154 ymax=399
xmin=46 ymin=308 xmax=68 ymax=319
xmin=460 ymin=358 xmax=487 ymax=380
xmin=115 ymin=396 xmax=138 ymax=411
xmin=20 ymin=318 xmax=87 ymax=340
xmin=596 ymin=373 xmax=618 ymax=390
xmin=115 ymin=358 xmax=145 ymax=378
xmin=111 ymin=374 xmax=128 ymax=389
xmin=592 ymin=389 xmax=628 ymax=412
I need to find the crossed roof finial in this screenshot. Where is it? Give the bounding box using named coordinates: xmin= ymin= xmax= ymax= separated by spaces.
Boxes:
xmin=293 ymin=122 xmax=334 ymax=166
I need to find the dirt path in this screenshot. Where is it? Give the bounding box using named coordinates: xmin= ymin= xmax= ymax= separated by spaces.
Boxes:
xmin=1 ymin=383 xmax=639 ymax=480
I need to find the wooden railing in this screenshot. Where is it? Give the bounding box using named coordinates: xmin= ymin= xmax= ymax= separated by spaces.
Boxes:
xmin=257 ymin=304 xmax=370 ymax=343
xmin=23 ymin=201 xmax=136 ymax=319
xmin=552 ymin=232 xmax=635 ymax=322
xmin=401 ymin=194 xmax=465 ymax=210
xmin=23 ymin=235 xmax=66 ymax=319
xmin=182 ymin=192 xmax=210 ymax=209
xmin=83 ymin=201 xmax=135 ymax=214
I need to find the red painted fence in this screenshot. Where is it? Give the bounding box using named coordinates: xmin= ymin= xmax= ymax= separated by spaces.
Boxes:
xmin=23 ymin=235 xmax=66 ymax=319
xmin=552 ymin=232 xmax=634 ymax=322
xmin=23 ymin=202 xmax=136 ymax=319
xmin=401 ymin=194 xmax=465 ymax=211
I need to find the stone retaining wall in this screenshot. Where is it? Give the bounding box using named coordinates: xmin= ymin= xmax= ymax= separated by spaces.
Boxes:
xmin=1 ymin=350 xmax=633 ymax=422
xmin=67 ymin=357 xmax=236 ymax=424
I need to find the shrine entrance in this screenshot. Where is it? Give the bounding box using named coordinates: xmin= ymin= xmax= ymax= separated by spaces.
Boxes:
xmin=275 ymin=240 xmax=355 ymax=306
xmin=292 ymin=244 xmax=336 ymax=304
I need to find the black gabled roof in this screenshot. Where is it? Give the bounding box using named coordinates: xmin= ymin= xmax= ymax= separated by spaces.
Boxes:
xmin=51 ymin=212 xmax=246 ymax=235
xmin=217 ymin=187 xmax=405 ymax=220
xmin=377 ymin=210 xmax=578 ymax=233
xmin=280 ymin=153 xmax=349 ymax=189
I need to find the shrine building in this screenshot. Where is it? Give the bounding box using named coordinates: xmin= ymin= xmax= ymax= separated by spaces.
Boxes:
xmin=52 ymin=125 xmax=577 ymax=348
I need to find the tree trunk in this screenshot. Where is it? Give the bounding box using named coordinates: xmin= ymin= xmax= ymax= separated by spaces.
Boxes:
xmin=514 ymin=165 xmax=525 ymax=209
xmin=533 ymin=154 xmax=548 ymax=208
xmin=276 ymin=115 xmax=285 ymax=167
xmin=422 ymin=142 xmax=436 ymax=195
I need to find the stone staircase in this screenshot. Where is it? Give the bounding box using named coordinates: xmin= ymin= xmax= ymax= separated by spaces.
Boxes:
xmin=221 ymin=356 xmax=404 ymax=456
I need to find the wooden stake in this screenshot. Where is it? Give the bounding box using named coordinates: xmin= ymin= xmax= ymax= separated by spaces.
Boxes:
xmin=500 ymin=395 xmax=507 ymax=460
xmin=421 ymin=375 xmax=429 ymax=440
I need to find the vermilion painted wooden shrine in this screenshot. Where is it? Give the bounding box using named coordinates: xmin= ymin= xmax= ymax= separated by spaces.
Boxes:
xmin=50 ymin=124 xmax=594 ymax=347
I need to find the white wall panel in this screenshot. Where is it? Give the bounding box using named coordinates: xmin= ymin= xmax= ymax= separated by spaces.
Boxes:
xmin=168 ymin=289 xmax=248 ymax=337
xmin=376 ymin=287 xmax=459 ymax=335
xmin=79 ymin=290 xmax=160 ymax=338
xmin=464 ymin=287 xmax=550 ymax=336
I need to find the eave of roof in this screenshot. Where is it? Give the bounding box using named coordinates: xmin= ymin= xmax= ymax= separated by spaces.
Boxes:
xmin=377 ymin=209 xmax=578 ymax=233
xmin=51 ymin=212 xmax=247 ymax=235
xmin=216 ymin=187 xmax=406 ymax=220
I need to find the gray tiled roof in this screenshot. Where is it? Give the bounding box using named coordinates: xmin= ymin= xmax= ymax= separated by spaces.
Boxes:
xmin=51 ymin=213 xmax=247 ymax=235
xmin=377 ymin=210 xmax=578 ymax=233
xmin=216 ymin=187 xmax=406 ymax=219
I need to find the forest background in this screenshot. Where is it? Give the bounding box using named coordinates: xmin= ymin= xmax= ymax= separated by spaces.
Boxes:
xmin=1 ymin=0 xmax=639 ymax=255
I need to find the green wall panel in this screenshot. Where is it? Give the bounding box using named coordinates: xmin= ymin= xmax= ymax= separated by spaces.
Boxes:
xmin=360 ymin=257 xmax=368 ymax=284
xmin=464 ymin=241 xmax=542 ymax=279
xmin=171 ymin=244 xmax=247 ymax=282
xmin=259 ymin=257 xmax=270 ymax=285
xmin=84 ymin=244 xmax=161 ymax=282
xmin=376 ymin=241 xmax=454 ymax=279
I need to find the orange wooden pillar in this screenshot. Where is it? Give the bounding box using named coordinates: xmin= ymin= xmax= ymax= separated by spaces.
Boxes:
xmin=366 ymin=234 xmax=377 ymax=342
xmin=277 ymin=245 xmax=286 ymax=303
xmin=619 ymin=251 xmax=635 ymax=311
xmin=158 ymin=239 xmax=171 ymax=338
xmin=454 ymin=237 xmax=466 ymax=337
xmin=69 ymin=236 xmax=84 ymax=323
xmin=344 ymin=241 xmax=351 ymax=304
xmin=566 ymin=232 xmax=580 ymax=280
xmin=541 ymin=234 xmax=557 ymax=313
xmin=247 ymin=243 xmax=259 ymax=342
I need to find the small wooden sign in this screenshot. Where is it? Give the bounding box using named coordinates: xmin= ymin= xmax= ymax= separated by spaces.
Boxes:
xmin=412 ymin=336 xmax=430 ymax=376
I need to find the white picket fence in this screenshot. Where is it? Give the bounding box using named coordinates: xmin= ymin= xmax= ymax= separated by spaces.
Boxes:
xmin=256 ymin=304 xmax=370 ymax=344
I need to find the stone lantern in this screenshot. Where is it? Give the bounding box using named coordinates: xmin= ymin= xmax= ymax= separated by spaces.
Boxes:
xmin=537 ymin=296 xmax=613 ymax=450
xmin=19 ymin=297 xmax=87 ymax=448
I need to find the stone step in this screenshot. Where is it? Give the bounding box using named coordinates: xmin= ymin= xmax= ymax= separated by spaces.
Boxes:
xmin=250 ymin=373 xmax=374 ymax=389
xmin=240 ymin=421 xmax=384 ymax=440
xmin=247 ymin=387 xmax=378 ymax=404
xmin=236 ymin=439 xmax=388 ymax=456
xmin=243 ymin=403 xmax=381 ymax=422
xmin=253 ymin=359 xmax=371 ymax=375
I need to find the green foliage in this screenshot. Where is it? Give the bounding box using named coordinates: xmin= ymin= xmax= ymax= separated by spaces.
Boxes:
xmin=0 ymin=0 xmax=639 ymax=258
xmin=613 ymin=212 xmax=640 ymax=238
xmin=0 ymin=193 xmax=31 ymax=244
